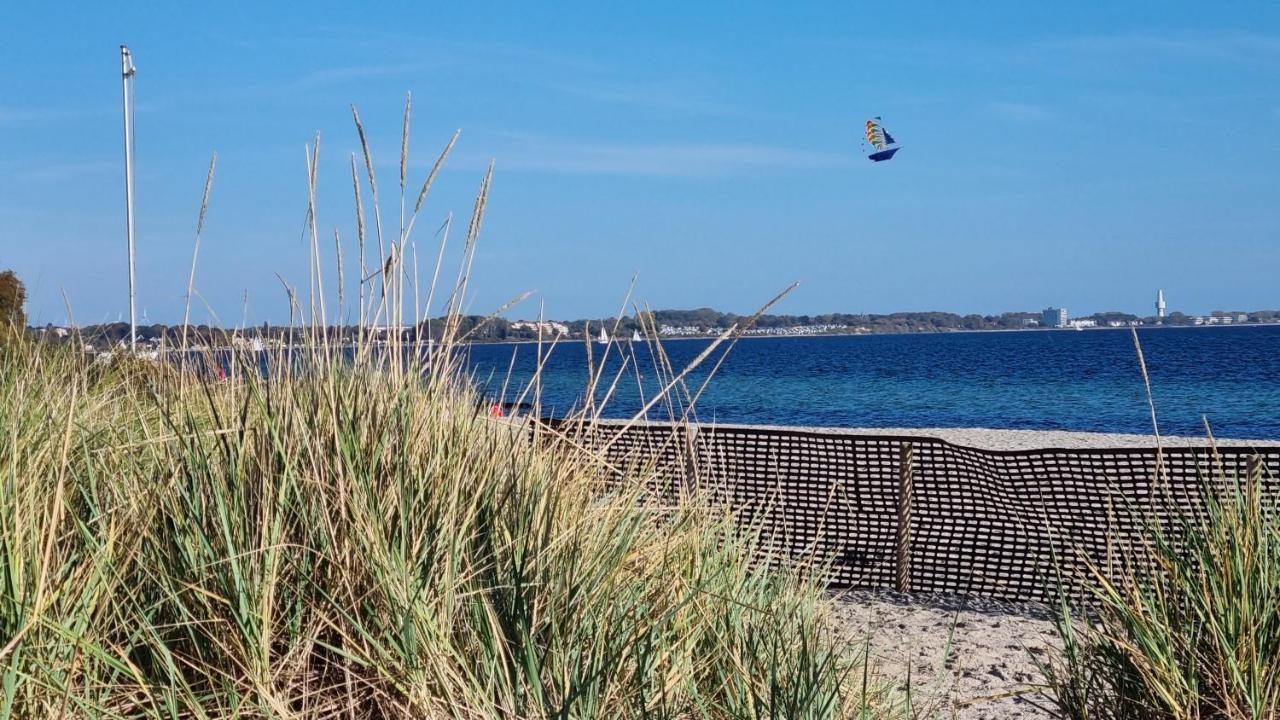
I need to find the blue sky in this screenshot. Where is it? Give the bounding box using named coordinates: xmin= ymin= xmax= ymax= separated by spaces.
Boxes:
xmin=2 ymin=2 xmax=1277 ymax=325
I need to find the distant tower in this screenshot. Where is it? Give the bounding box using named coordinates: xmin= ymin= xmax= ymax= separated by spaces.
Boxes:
xmin=1156 ymin=289 xmax=1166 ymax=322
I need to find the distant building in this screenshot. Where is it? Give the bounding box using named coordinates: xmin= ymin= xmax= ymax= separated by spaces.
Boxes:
xmin=232 ymin=336 xmax=265 ymax=352
xmin=1041 ymin=307 xmax=1068 ymax=328
xmin=1071 ymin=318 xmax=1098 ymax=328
xmin=1156 ymin=289 xmax=1166 ymax=322
xmin=511 ymin=320 xmax=569 ymax=336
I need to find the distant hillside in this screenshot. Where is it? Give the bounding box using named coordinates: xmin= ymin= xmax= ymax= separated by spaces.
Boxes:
xmin=30 ymin=308 xmax=1280 ymax=349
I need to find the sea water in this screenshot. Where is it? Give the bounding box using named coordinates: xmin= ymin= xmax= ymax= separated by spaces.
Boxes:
xmin=465 ymin=325 xmax=1280 ymax=439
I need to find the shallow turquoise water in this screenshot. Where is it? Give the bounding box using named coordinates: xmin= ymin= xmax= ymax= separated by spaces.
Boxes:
xmin=465 ymin=325 xmax=1280 ymax=439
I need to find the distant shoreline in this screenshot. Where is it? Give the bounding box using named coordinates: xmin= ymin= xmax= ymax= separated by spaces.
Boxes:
xmin=466 ymin=320 xmax=1280 ymax=347
xmin=74 ymin=319 xmax=1280 ymax=354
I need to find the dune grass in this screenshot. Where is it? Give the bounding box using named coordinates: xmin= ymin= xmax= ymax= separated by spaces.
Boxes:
xmin=1042 ymin=461 xmax=1280 ymax=720
xmin=0 ymin=339 xmax=883 ymax=719
xmin=0 ymin=99 xmax=891 ymax=719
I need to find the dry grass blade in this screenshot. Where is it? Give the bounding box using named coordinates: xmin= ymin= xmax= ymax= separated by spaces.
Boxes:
xmin=181 ymin=151 xmax=217 ymax=352
xmin=350 ymin=152 xmax=368 ymax=334
xmin=404 ymin=130 xmax=460 ymax=241
xmin=351 ymin=104 xmax=387 ymax=309
xmin=334 ymin=227 xmax=345 ymax=319
xmin=678 ymin=281 xmax=799 ymax=425
xmin=1131 ymin=327 xmax=1166 ymax=487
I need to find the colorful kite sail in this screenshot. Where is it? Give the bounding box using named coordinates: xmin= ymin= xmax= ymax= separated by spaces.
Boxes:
xmin=864 ymin=117 xmax=901 ymax=162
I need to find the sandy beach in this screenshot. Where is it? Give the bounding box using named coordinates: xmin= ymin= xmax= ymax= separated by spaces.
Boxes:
xmin=832 ymin=590 xmax=1059 ymax=719
xmin=733 ymin=424 xmax=1280 ymax=451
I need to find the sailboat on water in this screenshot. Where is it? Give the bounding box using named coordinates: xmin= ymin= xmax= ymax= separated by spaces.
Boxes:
xmin=597 ymin=327 xmax=609 ymax=345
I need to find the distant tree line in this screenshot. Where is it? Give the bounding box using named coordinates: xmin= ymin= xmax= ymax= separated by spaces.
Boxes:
xmin=633 ymin=308 xmax=1046 ymax=333
xmin=14 ymin=290 xmax=1280 ymax=351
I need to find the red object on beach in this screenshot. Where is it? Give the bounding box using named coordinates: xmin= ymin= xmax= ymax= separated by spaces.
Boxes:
xmin=490 ymin=403 xmax=503 ymax=417
xmin=217 ymin=366 xmax=227 ymax=380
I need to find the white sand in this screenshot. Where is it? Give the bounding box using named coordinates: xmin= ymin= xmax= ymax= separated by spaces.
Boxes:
xmin=716 ymin=424 xmax=1279 ymax=451
xmin=842 ymin=427 xmax=1275 ymax=450
xmin=602 ymin=419 xmax=1278 ymax=450
xmin=832 ymin=590 xmax=1060 ymax=719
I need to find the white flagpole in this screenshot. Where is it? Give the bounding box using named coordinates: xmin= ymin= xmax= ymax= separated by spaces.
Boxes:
xmin=120 ymin=45 xmax=138 ymax=352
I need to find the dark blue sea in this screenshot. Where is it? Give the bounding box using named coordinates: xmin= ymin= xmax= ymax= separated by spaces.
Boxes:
xmin=465 ymin=325 xmax=1280 ymax=439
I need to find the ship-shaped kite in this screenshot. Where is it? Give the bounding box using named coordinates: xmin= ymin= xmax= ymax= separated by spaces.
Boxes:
xmin=864 ymin=117 xmax=901 ymax=162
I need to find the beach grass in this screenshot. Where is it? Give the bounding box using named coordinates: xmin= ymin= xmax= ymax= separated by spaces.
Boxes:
xmin=0 ymin=102 xmax=891 ymax=718
xmin=1041 ymin=459 xmax=1280 ymax=719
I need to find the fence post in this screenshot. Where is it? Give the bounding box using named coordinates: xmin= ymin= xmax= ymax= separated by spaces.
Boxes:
xmin=896 ymin=442 xmax=914 ymax=593
xmin=683 ymin=425 xmax=701 ymax=498
xmin=1246 ymin=453 xmax=1263 ymax=509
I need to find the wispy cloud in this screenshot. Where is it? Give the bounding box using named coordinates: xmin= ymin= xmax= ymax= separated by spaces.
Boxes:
xmin=0 ymin=105 xmax=108 ymax=128
xmin=468 ymin=133 xmax=849 ymax=177
xmin=292 ymin=39 xmax=741 ymax=118
xmin=1040 ymin=31 xmax=1280 ymax=65
xmin=795 ymin=29 xmax=1280 ymax=77
xmin=290 ymin=37 xmax=604 ymax=89
xmin=294 ymin=62 xmax=437 ymax=88
xmin=542 ymin=79 xmax=736 ymax=116
xmin=4 ymin=161 xmax=118 ymax=183
xmin=986 ymin=101 xmax=1055 ymax=122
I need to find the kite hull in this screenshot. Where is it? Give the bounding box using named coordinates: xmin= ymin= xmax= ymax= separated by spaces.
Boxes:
xmin=868 ymin=146 xmax=900 ymax=162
